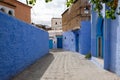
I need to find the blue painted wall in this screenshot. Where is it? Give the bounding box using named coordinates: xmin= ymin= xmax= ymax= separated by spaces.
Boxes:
xmin=108 ymin=15 xmax=120 ymax=75
xmin=100 ymin=4 xmax=120 ymax=75
xmin=63 ymin=31 xmax=76 ymax=52
xmin=72 ymin=30 xmax=79 ymax=52
xmin=104 ymin=18 xmax=111 ymax=70
xmin=92 ymin=4 xmax=105 ymax=58
xmin=0 ymin=12 xmax=49 ymax=80
xmin=91 ymin=4 xmax=111 ymax=70
xmin=91 ymin=2 xmax=120 ymax=76
xmin=63 ymin=21 xmax=91 ymax=54
xmin=79 ymin=21 xmax=91 ymax=55
xmin=91 ymin=8 xmax=98 ymax=57
xmin=91 ymin=4 xmax=105 ymax=58
xmin=104 ymin=15 xmax=120 ymax=75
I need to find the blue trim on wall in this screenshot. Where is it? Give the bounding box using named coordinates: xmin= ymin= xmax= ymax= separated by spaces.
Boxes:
xmin=96 ymin=17 xmax=104 ymax=58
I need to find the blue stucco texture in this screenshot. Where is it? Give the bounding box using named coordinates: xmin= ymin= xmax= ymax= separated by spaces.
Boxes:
xmin=80 ymin=21 xmax=91 ymax=54
xmin=63 ymin=31 xmax=76 ymax=52
xmin=0 ymin=12 xmax=49 ymax=80
xmin=63 ymin=21 xmax=91 ymax=55
xmin=91 ymin=3 xmax=120 ymax=76
xmin=103 ymin=19 xmax=111 ymax=70
xmin=109 ymin=16 xmax=120 ymax=75
xmin=102 ymin=4 xmax=120 ymax=75
xmin=91 ymin=10 xmax=98 ymax=57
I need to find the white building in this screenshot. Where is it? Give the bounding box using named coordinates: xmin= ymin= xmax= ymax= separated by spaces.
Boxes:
xmin=51 ymin=18 xmax=62 ymax=30
xmin=49 ymin=18 xmax=63 ymax=49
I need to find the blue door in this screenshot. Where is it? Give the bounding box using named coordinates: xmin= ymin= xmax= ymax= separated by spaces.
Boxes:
xmin=57 ymin=36 xmax=63 ymax=48
xmin=75 ymin=34 xmax=79 ymax=52
xmin=49 ymin=39 xmax=53 ymax=49
xmin=72 ymin=30 xmax=79 ymax=52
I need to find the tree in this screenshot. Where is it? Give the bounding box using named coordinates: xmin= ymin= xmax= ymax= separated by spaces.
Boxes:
xmin=26 ymin=0 xmax=52 ymax=5
xmin=90 ymin=0 xmax=120 ymax=19
xmin=26 ymin=0 xmax=74 ymax=6
xmin=27 ymin=0 xmax=120 ymax=19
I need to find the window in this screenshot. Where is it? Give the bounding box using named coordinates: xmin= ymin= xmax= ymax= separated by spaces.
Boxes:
xmin=55 ymin=22 xmax=57 ymax=25
xmin=8 ymin=10 xmax=13 ymax=16
xmin=0 ymin=6 xmax=14 ymax=16
xmin=0 ymin=8 xmax=5 ymax=12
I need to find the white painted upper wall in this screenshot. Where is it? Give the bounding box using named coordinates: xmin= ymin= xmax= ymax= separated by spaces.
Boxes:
xmin=0 ymin=5 xmax=15 ymax=16
xmin=51 ymin=18 xmax=62 ymax=29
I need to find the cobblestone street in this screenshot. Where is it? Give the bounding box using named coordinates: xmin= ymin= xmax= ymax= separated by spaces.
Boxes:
xmin=12 ymin=49 xmax=120 ymax=80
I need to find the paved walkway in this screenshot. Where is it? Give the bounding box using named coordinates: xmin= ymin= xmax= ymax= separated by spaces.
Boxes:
xmin=12 ymin=49 xmax=120 ymax=80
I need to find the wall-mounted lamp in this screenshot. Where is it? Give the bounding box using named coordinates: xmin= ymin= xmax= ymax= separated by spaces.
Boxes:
xmin=84 ymin=1 xmax=89 ymax=14
xmin=84 ymin=6 xmax=89 ymax=14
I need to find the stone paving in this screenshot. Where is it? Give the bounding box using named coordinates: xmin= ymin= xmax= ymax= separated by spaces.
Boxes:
xmin=12 ymin=49 xmax=120 ymax=80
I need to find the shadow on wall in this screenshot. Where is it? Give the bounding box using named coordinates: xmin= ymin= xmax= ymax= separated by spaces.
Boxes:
xmin=11 ymin=53 xmax=54 ymax=80
xmin=0 ymin=12 xmax=49 ymax=80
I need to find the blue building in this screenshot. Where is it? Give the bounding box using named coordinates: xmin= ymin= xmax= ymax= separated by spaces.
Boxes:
xmin=48 ymin=29 xmax=63 ymax=49
xmin=91 ymin=1 xmax=120 ymax=76
xmin=63 ymin=21 xmax=91 ymax=55
xmin=49 ymin=35 xmax=63 ymax=49
xmin=62 ymin=0 xmax=91 ymax=55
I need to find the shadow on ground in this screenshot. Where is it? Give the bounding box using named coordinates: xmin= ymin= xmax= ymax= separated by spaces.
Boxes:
xmin=50 ymin=49 xmax=66 ymax=52
xmin=11 ymin=53 xmax=54 ymax=80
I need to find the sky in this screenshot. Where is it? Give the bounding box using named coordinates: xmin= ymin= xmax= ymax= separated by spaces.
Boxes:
xmin=18 ymin=0 xmax=67 ymax=27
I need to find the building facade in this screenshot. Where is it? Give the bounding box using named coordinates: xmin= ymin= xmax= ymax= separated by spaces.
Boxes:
xmin=62 ymin=0 xmax=90 ymax=31
xmin=51 ymin=18 xmax=62 ymax=30
xmin=0 ymin=0 xmax=31 ymax=23
xmin=62 ymin=0 xmax=91 ymax=54
xmin=49 ymin=18 xmax=63 ymax=49
xmin=91 ymin=0 xmax=120 ymax=76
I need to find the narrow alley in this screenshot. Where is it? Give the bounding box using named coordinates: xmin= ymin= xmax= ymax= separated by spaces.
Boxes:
xmin=12 ymin=49 xmax=120 ymax=80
